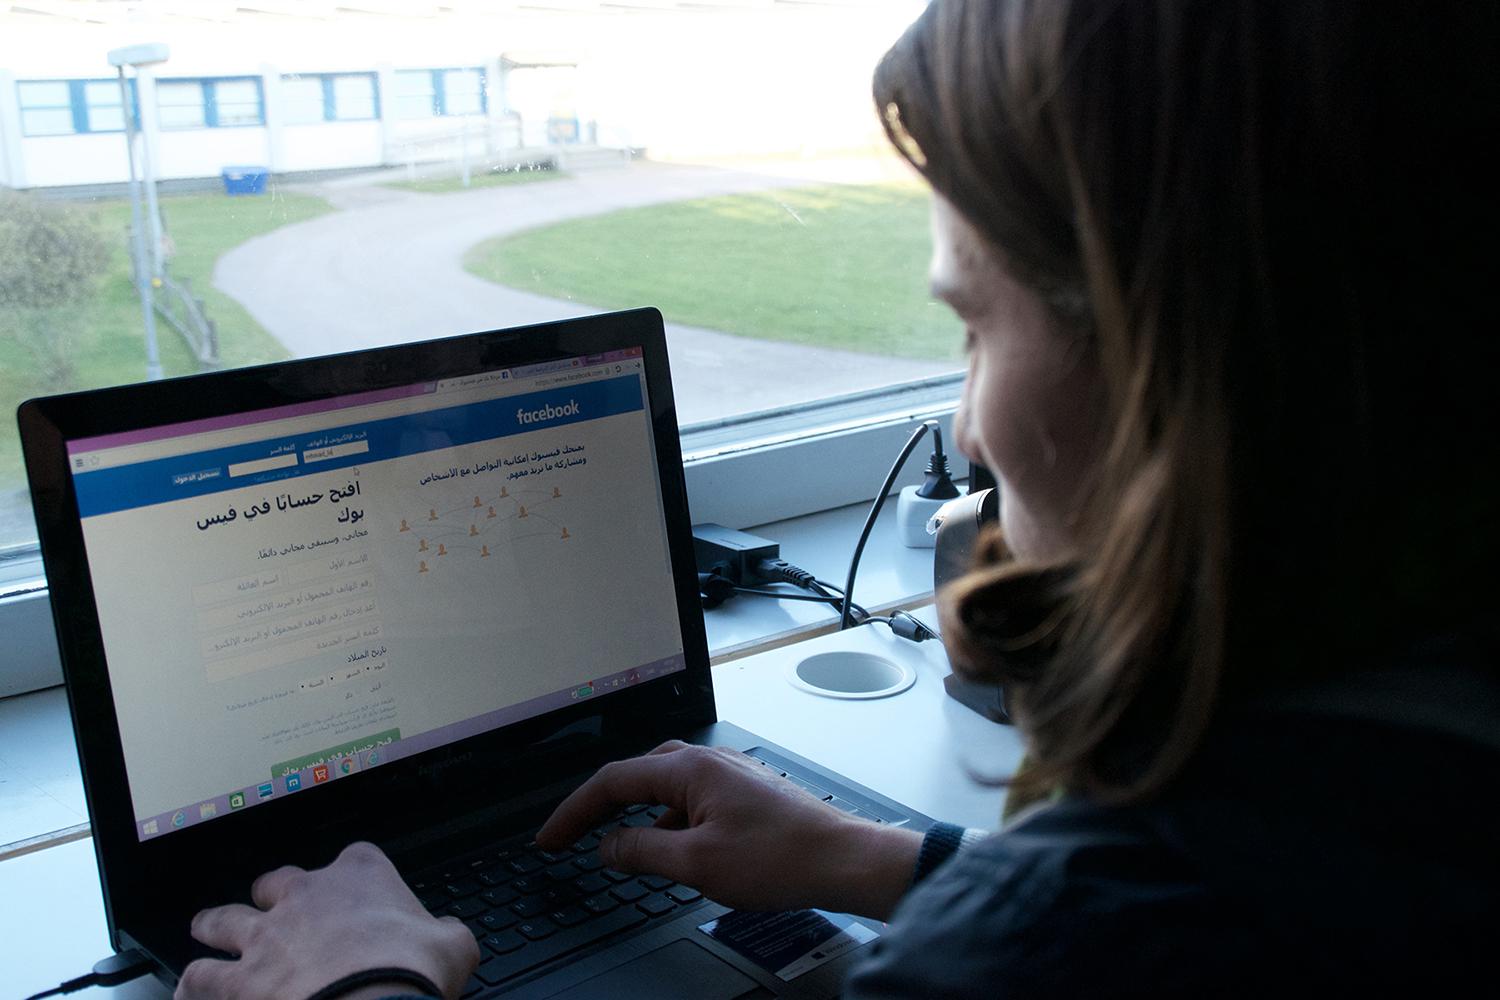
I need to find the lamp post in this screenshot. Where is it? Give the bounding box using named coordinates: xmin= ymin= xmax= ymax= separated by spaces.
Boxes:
xmin=107 ymin=43 xmax=169 ymax=382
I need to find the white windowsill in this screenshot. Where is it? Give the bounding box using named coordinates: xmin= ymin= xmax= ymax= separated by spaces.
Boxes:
xmin=0 ymin=495 xmax=941 ymax=857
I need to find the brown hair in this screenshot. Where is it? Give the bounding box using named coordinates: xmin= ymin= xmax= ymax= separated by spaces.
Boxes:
xmin=876 ymin=0 xmax=1496 ymax=804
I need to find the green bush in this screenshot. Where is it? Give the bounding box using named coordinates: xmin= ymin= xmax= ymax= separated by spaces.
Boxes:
xmin=0 ymin=191 xmax=110 ymax=389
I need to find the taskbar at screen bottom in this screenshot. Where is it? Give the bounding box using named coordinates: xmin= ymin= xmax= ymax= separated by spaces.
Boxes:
xmin=134 ymin=652 xmax=687 ymax=841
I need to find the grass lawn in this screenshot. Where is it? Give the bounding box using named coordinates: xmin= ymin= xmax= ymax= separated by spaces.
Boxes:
xmin=382 ymin=165 xmax=566 ymax=194
xmin=464 ymin=182 xmax=962 ymax=361
xmin=0 ymin=190 xmax=333 ymax=491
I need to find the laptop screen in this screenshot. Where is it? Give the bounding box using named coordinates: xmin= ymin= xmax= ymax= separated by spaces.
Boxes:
xmin=63 ymin=346 xmax=687 ymax=842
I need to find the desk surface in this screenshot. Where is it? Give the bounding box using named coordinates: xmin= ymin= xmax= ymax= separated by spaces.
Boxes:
xmin=2 ymin=623 xmax=1021 ymax=998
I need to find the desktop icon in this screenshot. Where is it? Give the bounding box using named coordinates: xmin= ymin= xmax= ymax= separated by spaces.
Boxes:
xmin=229 ymin=792 xmax=245 ymax=810
xmin=366 ymin=749 xmax=381 ymax=766
xmin=171 ymin=810 xmax=186 ymax=829
xmin=340 ymin=757 xmax=355 ymax=776
xmin=257 ymin=782 xmax=274 ymax=800
xmin=286 ymin=773 xmax=302 ymax=792
xmin=199 ymin=802 xmax=217 ymax=819
xmin=142 ymin=819 xmax=158 ymax=836
xmin=312 ymin=764 xmax=329 ymax=784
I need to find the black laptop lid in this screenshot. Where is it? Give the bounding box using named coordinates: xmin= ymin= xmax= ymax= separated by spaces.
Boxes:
xmin=19 ymin=308 xmax=714 ymax=967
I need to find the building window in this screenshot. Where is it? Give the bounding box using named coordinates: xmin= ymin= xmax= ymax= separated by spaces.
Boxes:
xmin=156 ymin=77 xmax=265 ymax=129
xmin=17 ymin=81 xmax=74 ymax=136
xmin=83 ymin=80 xmax=129 ymax=132
xmin=282 ymin=72 xmax=380 ymax=125
xmin=16 ymin=79 xmax=136 ymax=136
xmin=156 ymin=80 xmax=207 ymax=129
xmin=394 ymin=67 xmax=485 ymax=119
xmin=214 ymin=78 xmax=263 ymax=126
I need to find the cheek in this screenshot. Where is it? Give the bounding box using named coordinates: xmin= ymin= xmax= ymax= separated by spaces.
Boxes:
xmin=957 ymin=339 xmax=1098 ymax=561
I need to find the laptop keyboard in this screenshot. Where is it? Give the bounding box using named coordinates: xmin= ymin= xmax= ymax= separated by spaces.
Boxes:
xmin=408 ymin=751 xmax=895 ymax=996
xmin=410 ymin=804 xmax=707 ymax=996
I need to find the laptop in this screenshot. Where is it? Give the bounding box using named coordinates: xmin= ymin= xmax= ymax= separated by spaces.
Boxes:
xmin=19 ymin=307 xmax=933 ymax=999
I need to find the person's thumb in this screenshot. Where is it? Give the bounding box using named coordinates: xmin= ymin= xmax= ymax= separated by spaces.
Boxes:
xmin=602 ymin=824 xmax=690 ymax=881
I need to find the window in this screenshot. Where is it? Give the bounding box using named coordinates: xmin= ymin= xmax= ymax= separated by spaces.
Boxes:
xmin=393 ymin=69 xmax=436 ymax=119
xmin=0 ymin=1 xmax=958 ymax=693
xmin=156 ymin=80 xmax=207 ymax=129
xmin=156 ymin=77 xmax=265 ymax=129
xmin=16 ymin=79 xmax=135 ymax=136
xmin=282 ymin=73 xmax=380 ymax=125
xmin=82 ymin=81 xmax=130 ymax=132
xmin=395 ymin=68 xmax=485 ymax=119
xmin=331 ymin=74 xmax=379 ymax=120
xmin=17 ymin=81 xmax=75 ymax=136
xmin=214 ymin=79 xmax=263 ymax=126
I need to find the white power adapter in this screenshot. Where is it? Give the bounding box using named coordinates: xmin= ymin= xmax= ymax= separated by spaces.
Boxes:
xmin=896 ymin=426 xmax=963 ymax=548
xmin=897 ymin=482 xmax=967 ymax=547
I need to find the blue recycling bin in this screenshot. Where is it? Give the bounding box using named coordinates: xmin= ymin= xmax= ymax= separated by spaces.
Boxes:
xmin=221 ymin=165 xmax=269 ymax=196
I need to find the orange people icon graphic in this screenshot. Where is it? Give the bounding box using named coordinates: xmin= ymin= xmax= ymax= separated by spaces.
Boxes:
xmin=428 ymin=508 xmax=438 ymax=521
xmin=486 ymin=506 xmax=496 ymax=519
xmin=419 ymin=538 xmax=428 ymax=552
xmin=500 ymin=486 xmax=508 ymax=498
xmin=418 ymin=560 xmax=429 ymax=574
xmin=552 ymin=486 xmax=561 ymax=499
xmin=518 ymin=506 xmax=528 ymax=519
xmin=480 ymin=545 xmax=490 ymax=558
xmin=469 ymin=524 xmax=478 ymax=536
xmin=560 ymin=527 xmax=571 ymax=540
xmin=473 ymin=496 xmax=482 ymax=508
xmin=398 ymin=519 xmax=410 ymax=532
xmin=437 ymin=543 xmax=447 ymax=556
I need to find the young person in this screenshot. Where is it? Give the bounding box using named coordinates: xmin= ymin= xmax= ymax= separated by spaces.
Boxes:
xmin=176 ymin=2 xmax=1497 ymax=997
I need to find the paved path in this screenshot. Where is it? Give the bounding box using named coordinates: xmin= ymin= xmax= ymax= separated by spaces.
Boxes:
xmin=214 ymin=161 xmax=956 ymax=425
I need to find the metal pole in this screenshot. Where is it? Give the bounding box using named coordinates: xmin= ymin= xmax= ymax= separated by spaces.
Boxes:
xmin=460 ymin=120 xmax=471 ymax=188
xmin=119 ymin=66 xmax=163 ymax=382
xmin=137 ymin=68 xmax=165 ymax=280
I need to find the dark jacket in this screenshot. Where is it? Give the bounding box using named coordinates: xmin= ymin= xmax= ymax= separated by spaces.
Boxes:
xmin=846 ymin=638 xmax=1500 ymax=996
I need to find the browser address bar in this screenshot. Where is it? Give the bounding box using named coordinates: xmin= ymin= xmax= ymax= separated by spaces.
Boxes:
xmin=533 ymin=366 xmax=611 ymax=390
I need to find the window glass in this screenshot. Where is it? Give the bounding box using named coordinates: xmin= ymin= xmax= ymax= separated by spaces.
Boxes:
xmin=213 ymin=79 xmax=263 ymax=126
xmin=281 ymin=76 xmax=326 ymax=125
xmin=0 ymin=1 xmax=957 ymax=561
xmin=332 ymin=74 xmax=377 ymax=120
xmin=83 ymin=80 xmax=126 ymax=132
xmin=17 ymin=81 xmax=73 ymax=135
xmin=156 ymin=81 xmax=206 ymax=129
xmin=442 ymin=68 xmax=483 ymax=116
xmin=394 ymin=69 xmax=436 ymax=119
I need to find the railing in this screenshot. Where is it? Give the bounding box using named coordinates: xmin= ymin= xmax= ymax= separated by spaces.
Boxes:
xmin=385 ymin=115 xmax=526 ymax=181
xmin=153 ymin=268 xmax=219 ymax=368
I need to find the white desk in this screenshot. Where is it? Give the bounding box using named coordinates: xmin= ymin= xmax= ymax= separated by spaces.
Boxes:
xmin=1 ymin=625 xmax=1021 ymax=998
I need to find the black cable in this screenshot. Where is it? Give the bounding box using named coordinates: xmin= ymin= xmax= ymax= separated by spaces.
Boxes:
xmin=732 ymin=585 xmax=871 ymax=621
xmin=841 ymin=421 xmax=935 ymax=629
xmin=733 ymin=586 xmax=840 ymax=603
xmin=23 ymin=950 xmax=155 ymax=999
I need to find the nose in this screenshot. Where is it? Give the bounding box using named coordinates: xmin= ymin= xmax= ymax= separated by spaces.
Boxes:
xmin=952 ymin=379 xmax=978 ymax=462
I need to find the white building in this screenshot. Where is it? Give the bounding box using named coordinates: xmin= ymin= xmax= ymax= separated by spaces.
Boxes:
xmin=0 ymin=0 xmax=924 ymax=192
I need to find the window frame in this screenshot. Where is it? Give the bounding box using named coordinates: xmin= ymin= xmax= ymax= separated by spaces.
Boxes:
xmin=281 ymin=71 xmax=381 ymax=124
xmin=16 ymin=78 xmax=138 ymax=137
xmin=393 ymin=66 xmax=487 ymax=119
xmin=154 ymin=76 xmax=266 ymax=130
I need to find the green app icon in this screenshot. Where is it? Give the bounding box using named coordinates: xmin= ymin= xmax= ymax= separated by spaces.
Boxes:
xmin=229 ymin=792 xmax=245 ymax=810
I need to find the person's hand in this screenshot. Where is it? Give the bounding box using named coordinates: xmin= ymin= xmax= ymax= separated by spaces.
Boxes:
xmin=175 ymin=841 xmax=480 ymax=1000
xmin=536 ymin=741 xmax=922 ymax=920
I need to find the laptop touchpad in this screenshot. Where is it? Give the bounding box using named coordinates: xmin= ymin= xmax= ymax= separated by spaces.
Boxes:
xmin=544 ymin=938 xmax=766 ymax=1000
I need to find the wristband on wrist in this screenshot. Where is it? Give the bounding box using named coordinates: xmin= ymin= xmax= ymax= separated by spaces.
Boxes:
xmin=912 ymin=822 xmax=966 ymax=884
xmin=302 ymin=967 xmax=442 ymax=1000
